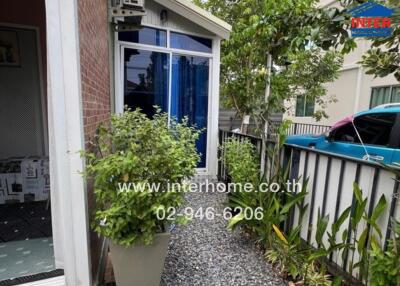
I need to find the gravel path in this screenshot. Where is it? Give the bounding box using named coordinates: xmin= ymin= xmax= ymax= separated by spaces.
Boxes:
xmin=160 ymin=190 xmax=286 ymax=286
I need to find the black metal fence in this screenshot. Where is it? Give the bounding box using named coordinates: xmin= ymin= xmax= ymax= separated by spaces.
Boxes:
xmin=218 ymin=129 xmax=400 ymax=285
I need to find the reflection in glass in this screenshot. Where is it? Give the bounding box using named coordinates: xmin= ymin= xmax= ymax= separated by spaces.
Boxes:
xmin=124 ymin=49 xmax=169 ymax=117
xmin=170 ymin=32 xmax=212 ymax=53
xmin=171 ymin=55 xmax=209 ymax=168
xmin=119 ymin=27 xmax=167 ymax=47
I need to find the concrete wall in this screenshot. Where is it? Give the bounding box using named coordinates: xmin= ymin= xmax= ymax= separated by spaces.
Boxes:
xmin=284 ymin=0 xmax=399 ymax=126
xmin=77 ymin=0 xmax=111 ymax=283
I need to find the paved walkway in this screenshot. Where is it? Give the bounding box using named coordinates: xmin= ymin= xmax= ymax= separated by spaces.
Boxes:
xmin=160 ymin=191 xmax=285 ymax=286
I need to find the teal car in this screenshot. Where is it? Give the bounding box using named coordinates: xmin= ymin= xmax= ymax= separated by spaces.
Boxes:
xmin=285 ymin=104 xmax=400 ymax=165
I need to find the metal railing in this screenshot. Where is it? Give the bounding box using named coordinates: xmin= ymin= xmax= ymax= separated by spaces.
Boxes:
xmin=269 ymin=120 xmax=331 ymax=137
xmin=218 ymin=129 xmax=400 ymax=285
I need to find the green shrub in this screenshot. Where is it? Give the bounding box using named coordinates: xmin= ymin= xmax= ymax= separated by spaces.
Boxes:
xmin=221 ymin=136 xmax=307 ymax=248
xmin=82 ymin=109 xmax=200 ymax=246
xmin=220 ymin=137 xmax=259 ymax=185
xmin=369 ymin=219 xmax=400 ymax=286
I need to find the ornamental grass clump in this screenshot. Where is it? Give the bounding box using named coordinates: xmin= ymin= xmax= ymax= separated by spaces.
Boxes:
xmin=82 ymin=108 xmax=200 ymax=246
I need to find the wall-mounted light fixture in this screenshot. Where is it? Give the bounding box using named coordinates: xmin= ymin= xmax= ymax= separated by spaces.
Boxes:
xmin=160 ymin=9 xmax=168 ymax=24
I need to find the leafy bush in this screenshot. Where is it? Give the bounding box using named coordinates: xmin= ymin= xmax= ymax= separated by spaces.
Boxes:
xmin=82 ymin=109 xmax=200 ymax=246
xmin=219 ymin=137 xmax=259 ymax=185
xmin=266 ymin=224 xmax=331 ymax=286
xmin=369 ymin=219 xmax=400 ymax=286
xmin=221 ymin=135 xmax=307 ymax=247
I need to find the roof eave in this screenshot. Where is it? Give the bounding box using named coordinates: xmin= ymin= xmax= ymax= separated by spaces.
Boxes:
xmin=154 ymin=0 xmax=232 ymax=39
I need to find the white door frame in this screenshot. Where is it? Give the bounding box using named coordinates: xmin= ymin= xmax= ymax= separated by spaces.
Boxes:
xmin=45 ymin=0 xmax=91 ymax=285
xmin=114 ymin=27 xmax=221 ymax=179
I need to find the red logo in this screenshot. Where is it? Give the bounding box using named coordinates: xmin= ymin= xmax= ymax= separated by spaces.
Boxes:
xmin=351 ymin=17 xmax=391 ymax=28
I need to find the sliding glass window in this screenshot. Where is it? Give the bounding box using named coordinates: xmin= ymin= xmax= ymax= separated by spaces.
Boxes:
xmin=120 ymin=27 xmax=212 ymax=168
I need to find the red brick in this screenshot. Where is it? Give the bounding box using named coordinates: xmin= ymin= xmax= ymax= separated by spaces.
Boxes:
xmin=78 ymin=0 xmax=111 ymax=282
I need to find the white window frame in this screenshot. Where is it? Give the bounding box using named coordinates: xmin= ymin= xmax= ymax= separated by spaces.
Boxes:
xmin=115 ymin=25 xmax=221 ymax=177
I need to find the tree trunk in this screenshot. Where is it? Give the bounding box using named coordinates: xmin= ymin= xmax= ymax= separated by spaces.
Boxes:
xmin=260 ymin=53 xmax=273 ymax=177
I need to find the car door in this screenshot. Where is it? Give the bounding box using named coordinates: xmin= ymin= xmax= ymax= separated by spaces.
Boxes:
xmin=320 ymin=112 xmax=397 ymax=164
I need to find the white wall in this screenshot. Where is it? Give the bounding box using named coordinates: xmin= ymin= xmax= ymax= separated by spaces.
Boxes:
xmin=0 ymin=27 xmax=45 ymax=158
xmin=143 ymin=0 xmax=214 ymax=36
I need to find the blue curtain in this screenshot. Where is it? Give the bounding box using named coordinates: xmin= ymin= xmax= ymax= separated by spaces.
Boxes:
xmin=171 ymin=55 xmax=209 ymax=168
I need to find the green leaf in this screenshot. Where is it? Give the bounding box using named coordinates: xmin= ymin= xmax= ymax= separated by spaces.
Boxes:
xmin=353 ymin=183 xmax=363 ymax=203
xmin=332 ymin=276 xmax=343 ymax=286
xmin=370 ymin=195 xmax=387 ymax=223
xmin=353 ymin=199 xmax=367 ymax=228
xmin=227 ymin=213 xmax=245 ymax=230
xmin=332 ymin=206 xmax=351 ymax=234
xmin=316 ymin=212 xmax=329 ymax=247
xmin=308 ymin=248 xmax=328 ymax=262
xmin=280 ymin=191 xmax=307 ymax=215
xmin=357 ymin=228 xmax=368 ymax=254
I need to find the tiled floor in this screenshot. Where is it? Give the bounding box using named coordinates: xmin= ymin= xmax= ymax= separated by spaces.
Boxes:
xmin=0 ymin=238 xmax=55 ymax=281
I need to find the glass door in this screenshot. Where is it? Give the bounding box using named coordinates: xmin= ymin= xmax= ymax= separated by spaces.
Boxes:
xmin=171 ymin=55 xmax=209 ymax=168
xmin=122 ymin=47 xmax=210 ymax=168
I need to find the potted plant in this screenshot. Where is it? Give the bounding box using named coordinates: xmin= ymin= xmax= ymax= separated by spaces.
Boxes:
xmin=82 ymin=109 xmax=200 ymax=286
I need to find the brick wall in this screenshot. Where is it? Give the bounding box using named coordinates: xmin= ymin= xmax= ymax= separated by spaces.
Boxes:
xmin=78 ymin=0 xmax=111 ymax=145
xmin=77 ymin=0 xmax=111 ymax=283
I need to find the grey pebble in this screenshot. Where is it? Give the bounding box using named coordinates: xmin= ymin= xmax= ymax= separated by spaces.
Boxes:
xmin=160 ymin=190 xmax=287 ymax=286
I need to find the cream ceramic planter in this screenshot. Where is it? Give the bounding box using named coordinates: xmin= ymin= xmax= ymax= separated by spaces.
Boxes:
xmin=110 ymin=232 xmax=171 ymax=286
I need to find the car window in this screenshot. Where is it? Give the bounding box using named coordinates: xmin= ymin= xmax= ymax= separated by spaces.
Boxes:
xmin=331 ymin=123 xmax=357 ymax=143
xmin=331 ymin=113 xmax=396 ymax=147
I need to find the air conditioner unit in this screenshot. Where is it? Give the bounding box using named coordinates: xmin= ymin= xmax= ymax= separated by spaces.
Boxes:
xmin=116 ymin=0 xmax=145 ymax=12
xmin=109 ymin=0 xmax=146 ymax=31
